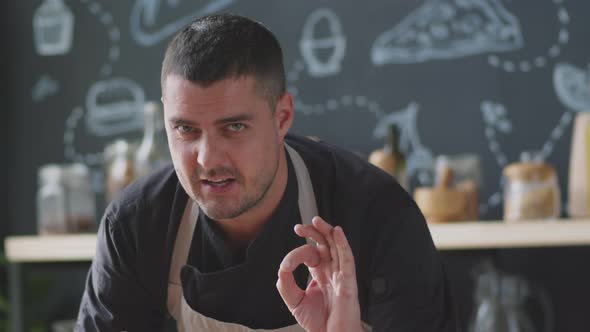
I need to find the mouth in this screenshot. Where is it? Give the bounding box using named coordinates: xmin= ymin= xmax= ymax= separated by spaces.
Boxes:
xmin=201 ymin=178 xmax=236 ymax=188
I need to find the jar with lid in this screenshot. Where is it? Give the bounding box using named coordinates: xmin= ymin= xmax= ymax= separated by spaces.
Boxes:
xmin=503 ymin=151 xmax=561 ymax=221
xmin=37 ymin=164 xmax=68 ymax=234
xmin=134 ymin=101 xmax=171 ymax=178
xmin=105 ymin=140 xmax=137 ymax=203
xmin=63 ymin=163 xmax=96 ymax=232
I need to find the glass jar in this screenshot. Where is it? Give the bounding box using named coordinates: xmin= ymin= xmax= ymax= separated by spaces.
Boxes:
xmin=435 ymin=154 xmax=481 ymax=221
xmin=63 ymin=163 xmax=96 ymax=232
xmin=503 ymin=152 xmax=561 ymax=221
xmin=104 ymin=140 xmax=137 ymax=202
xmin=37 ymin=164 xmax=67 ymax=234
xmin=134 ymin=101 xmax=171 ymax=178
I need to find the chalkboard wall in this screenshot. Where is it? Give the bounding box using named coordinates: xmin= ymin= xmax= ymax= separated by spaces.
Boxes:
xmin=5 ymin=0 xmax=590 ymax=330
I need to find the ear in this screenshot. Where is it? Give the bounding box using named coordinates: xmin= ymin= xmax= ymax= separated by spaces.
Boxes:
xmin=274 ymin=92 xmax=294 ymax=140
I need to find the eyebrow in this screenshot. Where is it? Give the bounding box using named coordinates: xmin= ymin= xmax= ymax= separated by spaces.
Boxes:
xmin=168 ymin=116 xmax=195 ymax=126
xmin=167 ymin=113 xmax=255 ymax=127
xmin=214 ymin=113 xmax=254 ymax=126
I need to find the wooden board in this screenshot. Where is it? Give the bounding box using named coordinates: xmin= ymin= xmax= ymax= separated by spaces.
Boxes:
xmin=5 ymin=219 xmax=590 ymax=262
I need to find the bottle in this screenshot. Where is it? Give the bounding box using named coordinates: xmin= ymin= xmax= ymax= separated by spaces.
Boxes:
xmin=63 ymin=163 xmax=96 ymax=232
xmin=369 ymin=124 xmax=407 ymax=189
xmin=468 ymin=269 xmax=503 ymax=332
xmin=568 ymin=112 xmax=590 ymax=217
xmin=134 ymin=101 xmax=171 ymax=177
xmin=105 ymin=140 xmax=137 ymax=202
xmin=37 ymin=164 xmax=67 ymax=234
xmin=33 ymin=0 xmax=74 ymax=56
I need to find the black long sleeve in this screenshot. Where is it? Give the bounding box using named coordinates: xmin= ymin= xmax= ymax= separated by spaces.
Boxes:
xmin=75 ymin=209 xmax=167 ymax=332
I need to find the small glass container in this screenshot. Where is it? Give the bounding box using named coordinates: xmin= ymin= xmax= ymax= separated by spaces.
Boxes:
xmin=503 ymin=152 xmax=561 ymax=221
xmin=37 ymin=164 xmax=67 ymax=234
xmin=104 ymin=140 xmax=137 ymax=202
xmin=435 ymin=154 xmax=482 ymax=188
xmin=63 ymin=163 xmax=96 ymax=232
xmin=135 ymin=101 xmax=171 ymax=178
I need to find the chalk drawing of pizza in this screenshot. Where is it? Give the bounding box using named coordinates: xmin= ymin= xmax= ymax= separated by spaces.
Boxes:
xmin=371 ymin=0 xmax=523 ymax=65
xmin=554 ymin=63 xmax=590 ymax=112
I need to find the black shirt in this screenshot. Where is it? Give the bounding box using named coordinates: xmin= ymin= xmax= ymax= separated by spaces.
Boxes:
xmin=183 ymin=153 xmax=308 ymax=328
xmin=76 ymin=134 xmax=458 ymax=332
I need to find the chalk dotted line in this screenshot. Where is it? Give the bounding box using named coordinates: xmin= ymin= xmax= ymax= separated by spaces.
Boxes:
xmin=80 ymin=0 xmax=120 ymax=78
xmin=287 ymin=60 xmax=385 ymax=119
xmin=488 ymin=0 xmax=569 ymax=73
xmin=64 ymin=106 xmax=104 ymax=165
xmin=63 ymin=1 xmax=122 ymax=165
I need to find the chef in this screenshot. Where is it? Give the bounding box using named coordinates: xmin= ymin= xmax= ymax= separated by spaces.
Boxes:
xmin=76 ymin=13 xmax=457 ymax=332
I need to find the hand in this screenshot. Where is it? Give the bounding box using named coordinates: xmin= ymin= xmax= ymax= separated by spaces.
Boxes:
xmin=276 ymin=216 xmax=363 ymax=332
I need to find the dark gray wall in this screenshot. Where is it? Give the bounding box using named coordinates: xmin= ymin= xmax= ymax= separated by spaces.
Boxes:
xmin=5 ymin=1 xmax=590 ymax=330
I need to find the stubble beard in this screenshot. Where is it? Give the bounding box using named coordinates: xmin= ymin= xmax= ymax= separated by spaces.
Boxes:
xmin=190 ymin=149 xmax=280 ymax=220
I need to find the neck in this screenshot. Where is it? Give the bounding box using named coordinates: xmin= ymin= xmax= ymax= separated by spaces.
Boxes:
xmin=215 ymin=146 xmax=289 ymax=248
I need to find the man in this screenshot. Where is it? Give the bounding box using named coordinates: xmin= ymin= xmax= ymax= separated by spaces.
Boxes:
xmin=76 ymin=13 xmax=457 ymax=331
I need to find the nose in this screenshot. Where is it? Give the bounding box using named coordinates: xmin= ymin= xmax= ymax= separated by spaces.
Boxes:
xmin=196 ymin=135 xmax=226 ymax=171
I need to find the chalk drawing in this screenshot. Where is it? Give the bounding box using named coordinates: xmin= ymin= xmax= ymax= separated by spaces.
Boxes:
xmin=481 ymin=100 xmax=512 ymax=167
xmin=79 ymin=0 xmax=120 ymax=78
xmin=32 ymin=75 xmax=60 ymax=102
xmin=85 ymin=78 xmax=146 ymax=137
xmin=64 ymin=77 xmax=148 ymax=165
xmin=480 ymin=100 xmax=574 ymax=210
xmin=33 ymin=0 xmax=74 ymax=56
xmin=130 ymin=0 xmax=236 ymax=47
xmin=287 ymin=57 xmax=434 ymax=182
xmin=487 ymin=0 xmax=570 ymax=73
xmin=371 ymin=0 xmax=523 ymax=65
xmin=64 ymin=106 xmax=104 ymax=166
xmin=373 ymin=103 xmax=435 ymax=178
xmin=554 ymin=62 xmax=590 ymax=112
xmin=300 ymin=8 xmax=347 ymax=77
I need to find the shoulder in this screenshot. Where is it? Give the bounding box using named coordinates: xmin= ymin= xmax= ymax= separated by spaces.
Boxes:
xmin=285 ymin=134 xmax=408 ymax=207
xmin=285 ymin=133 xmax=424 ymax=250
xmin=103 ymin=163 xmax=184 ymax=242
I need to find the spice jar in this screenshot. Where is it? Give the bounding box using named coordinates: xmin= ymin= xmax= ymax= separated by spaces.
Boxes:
xmin=105 ymin=140 xmax=137 ymax=202
xmin=63 ymin=163 xmax=96 ymax=232
xmin=503 ymin=153 xmax=561 ymax=221
xmin=37 ymin=164 xmax=68 ymax=234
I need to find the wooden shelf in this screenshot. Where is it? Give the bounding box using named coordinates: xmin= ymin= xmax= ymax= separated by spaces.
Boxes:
xmin=429 ymin=218 xmax=590 ymax=250
xmin=5 ymin=219 xmax=590 ymax=262
xmin=5 ymin=234 xmax=97 ymax=263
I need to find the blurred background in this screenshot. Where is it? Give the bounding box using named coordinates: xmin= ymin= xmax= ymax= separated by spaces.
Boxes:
xmin=2 ymin=0 xmax=590 ymax=331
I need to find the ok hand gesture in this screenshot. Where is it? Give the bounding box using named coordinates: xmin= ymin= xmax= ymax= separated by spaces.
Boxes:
xmin=276 ymin=216 xmax=363 ymax=332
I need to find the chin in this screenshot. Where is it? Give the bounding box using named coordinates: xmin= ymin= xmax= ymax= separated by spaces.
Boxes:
xmin=200 ymin=204 xmax=242 ymax=220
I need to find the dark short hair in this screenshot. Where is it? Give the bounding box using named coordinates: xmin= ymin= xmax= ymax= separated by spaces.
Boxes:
xmin=161 ymin=13 xmax=286 ymax=110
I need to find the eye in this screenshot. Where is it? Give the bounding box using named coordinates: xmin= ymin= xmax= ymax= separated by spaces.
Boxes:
xmin=227 ymin=123 xmax=246 ymax=132
xmin=175 ymin=125 xmax=194 ymax=133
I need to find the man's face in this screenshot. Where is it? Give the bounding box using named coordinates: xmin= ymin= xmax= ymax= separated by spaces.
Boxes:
xmin=162 ymin=74 xmax=292 ymax=220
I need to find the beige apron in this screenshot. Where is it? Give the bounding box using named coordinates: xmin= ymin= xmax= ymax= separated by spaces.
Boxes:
xmin=167 ymin=144 xmax=371 ymax=331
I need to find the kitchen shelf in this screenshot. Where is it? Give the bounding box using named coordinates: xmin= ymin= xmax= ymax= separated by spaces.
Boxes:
xmin=5 ymin=234 xmax=97 ymax=263
xmin=429 ymin=218 xmax=590 ymax=250
xmin=5 ymin=219 xmax=590 ymax=262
